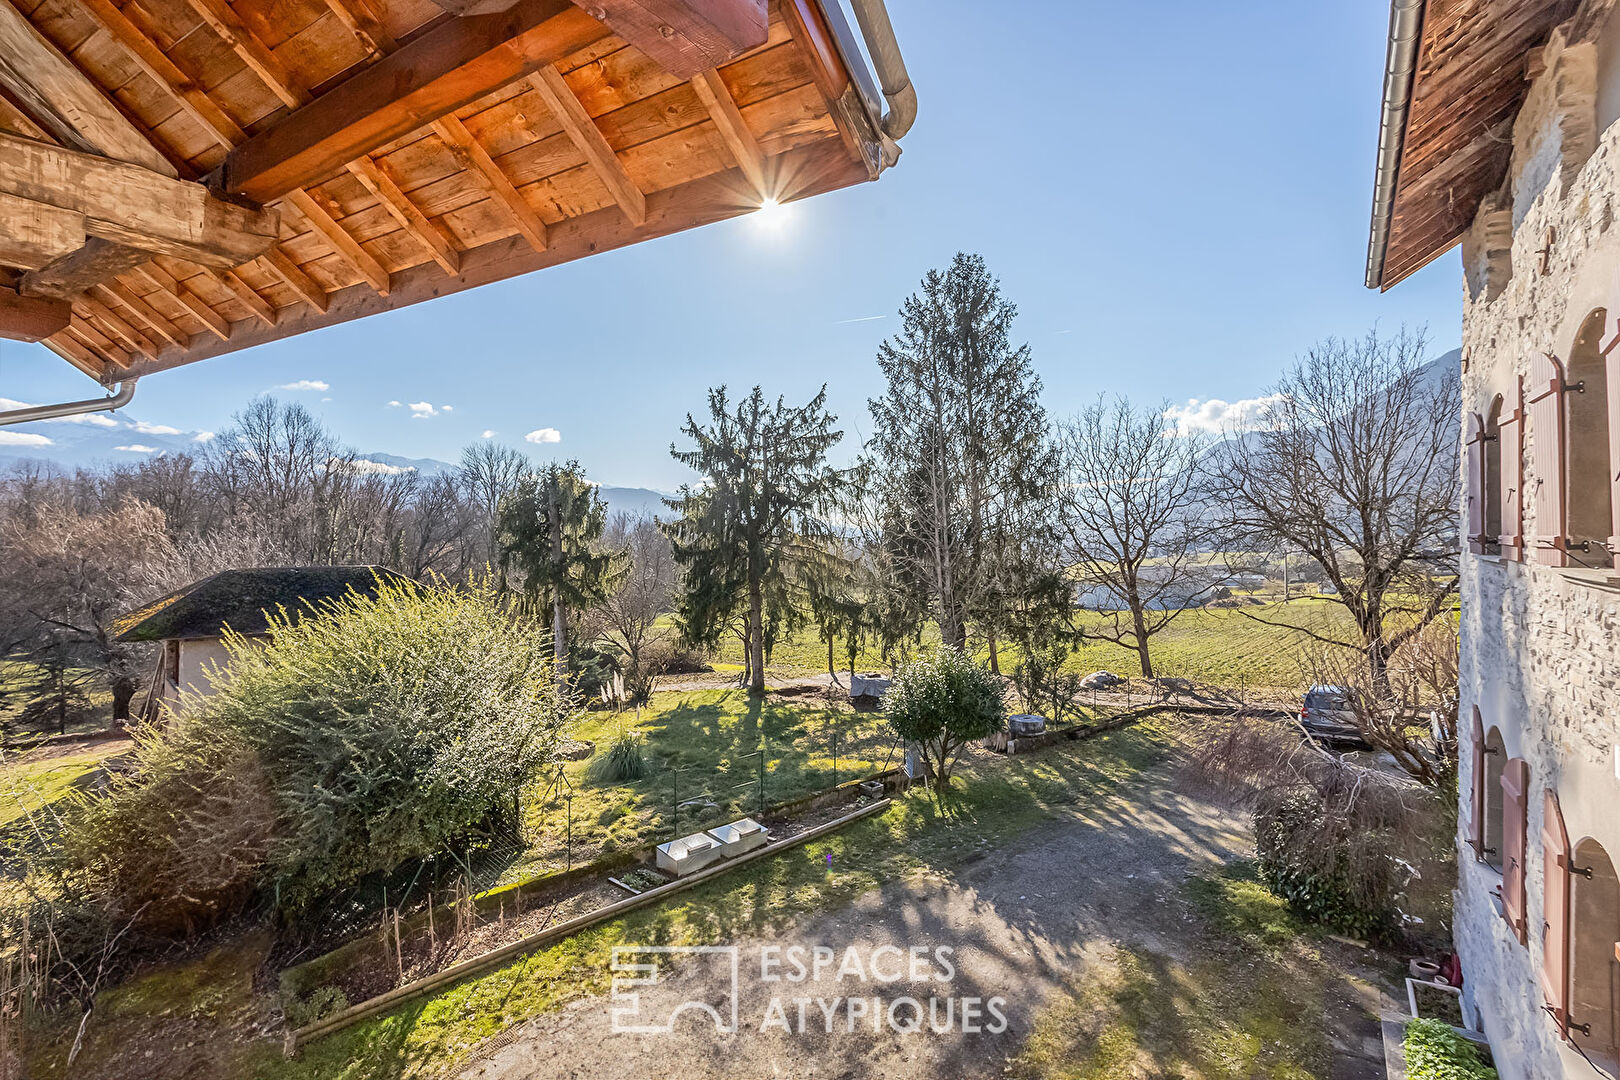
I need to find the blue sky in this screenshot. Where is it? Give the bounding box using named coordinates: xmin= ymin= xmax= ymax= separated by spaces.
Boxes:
xmin=0 ymin=0 xmax=1460 ymax=491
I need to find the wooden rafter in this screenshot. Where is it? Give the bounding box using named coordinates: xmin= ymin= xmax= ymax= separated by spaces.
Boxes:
xmin=132 ymin=262 xmax=228 ymax=341
xmin=320 ymin=0 xmax=396 ymax=55
xmin=345 ymin=156 xmax=461 ymax=275
xmin=212 ymin=268 xmax=277 ymax=327
xmin=561 ymin=0 xmax=766 ymax=79
xmin=526 ymin=65 xmax=645 ymax=226
xmin=284 ymin=188 xmax=390 ymax=294
xmin=42 ymin=331 xmax=104 ymax=377
xmin=690 ymin=67 xmax=766 ymax=195
xmin=218 ymin=0 xmax=608 ymax=202
xmin=257 ymin=249 xmax=329 ymax=314
xmin=96 ymin=280 xmax=187 ymax=348
xmin=433 ymin=114 xmax=548 ymax=251
xmin=73 ymin=0 xmax=247 ymax=151
xmin=0 ymin=0 xmax=176 ymax=173
xmin=80 ymin=293 xmax=158 ymax=359
xmin=68 ymin=314 xmax=131 ymax=367
xmin=181 ymin=0 xmax=304 ymax=109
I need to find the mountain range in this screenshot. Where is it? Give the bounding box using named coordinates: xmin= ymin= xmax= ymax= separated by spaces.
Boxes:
xmin=0 ymin=404 xmax=671 ymax=520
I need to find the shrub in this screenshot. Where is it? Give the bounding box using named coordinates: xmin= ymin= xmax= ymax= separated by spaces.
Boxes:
xmin=1253 ymin=789 xmax=1402 ymax=943
xmin=57 ymin=575 xmax=569 ymax=931
xmin=884 ymin=647 xmax=1006 ymax=786
xmin=592 ymin=730 xmax=645 ymax=782
xmin=1403 ymin=1018 xmax=1497 ymax=1079
xmin=284 ymin=985 xmax=350 ymax=1029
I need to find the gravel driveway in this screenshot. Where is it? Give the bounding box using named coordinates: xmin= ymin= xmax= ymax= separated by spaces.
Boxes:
xmin=456 ymin=762 xmax=1395 ymax=1080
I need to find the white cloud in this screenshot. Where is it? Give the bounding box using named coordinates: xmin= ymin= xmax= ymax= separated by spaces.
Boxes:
xmin=0 ymin=398 xmax=118 ymax=427
xmin=1163 ymin=393 xmax=1289 ymax=435
xmin=524 ymin=427 xmax=561 ymax=445
xmin=130 ymin=420 xmax=182 ymax=435
xmin=481 ymin=429 xmax=496 ymax=439
xmin=193 ymin=431 xmax=216 ymax=443
xmin=278 ymin=379 xmax=330 ymax=392
xmin=114 ymin=444 xmax=159 ymax=453
xmin=0 ymin=431 xmax=52 ymax=447
xmin=408 ymin=401 xmax=442 ymax=419
xmin=387 ymin=400 xmax=402 ymax=408
xmin=442 ymin=405 xmax=453 ymax=412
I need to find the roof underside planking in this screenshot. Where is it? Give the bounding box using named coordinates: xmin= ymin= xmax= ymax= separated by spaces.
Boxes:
xmin=0 ymin=0 xmax=894 ymax=381
xmin=1369 ymin=0 xmax=1579 ymax=290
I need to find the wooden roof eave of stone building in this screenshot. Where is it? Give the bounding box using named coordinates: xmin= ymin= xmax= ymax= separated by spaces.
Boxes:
xmin=0 ymin=0 xmax=896 ymax=382
xmin=1365 ymin=0 xmax=1598 ymax=291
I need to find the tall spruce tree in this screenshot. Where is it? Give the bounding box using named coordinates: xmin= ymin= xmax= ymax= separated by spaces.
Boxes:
xmin=865 ymin=252 xmax=1059 ymax=652
xmin=497 ymin=460 xmax=620 ymax=682
xmin=664 ymin=385 xmax=848 ymax=696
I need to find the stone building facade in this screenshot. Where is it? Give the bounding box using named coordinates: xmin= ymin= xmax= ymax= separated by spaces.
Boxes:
xmin=1372 ymin=4 xmax=1620 ymax=1078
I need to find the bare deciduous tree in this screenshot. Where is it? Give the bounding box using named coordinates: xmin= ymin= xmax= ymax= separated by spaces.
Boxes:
xmin=1205 ymin=327 xmax=1460 ymax=689
xmin=1058 ymin=397 xmax=1211 ymax=677
xmin=592 ymin=513 xmax=678 ymax=699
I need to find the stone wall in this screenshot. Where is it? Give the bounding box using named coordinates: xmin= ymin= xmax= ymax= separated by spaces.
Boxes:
xmin=1455 ymin=9 xmax=1620 ymax=1079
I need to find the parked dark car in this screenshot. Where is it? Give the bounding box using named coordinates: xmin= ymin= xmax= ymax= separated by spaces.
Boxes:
xmin=1298 ymin=685 xmax=1373 ymax=751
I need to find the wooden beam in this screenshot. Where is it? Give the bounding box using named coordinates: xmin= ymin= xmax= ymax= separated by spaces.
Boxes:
xmin=133 ymin=262 xmax=229 ymax=341
xmin=0 ymin=0 xmax=177 ymax=174
xmin=80 ymin=293 xmax=158 ymax=359
xmin=0 ymin=284 xmax=70 ymax=341
xmin=212 ymin=267 xmax=277 ymax=326
xmin=68 ymin=314 xmax=130 ymax=367
xmin=433 ymin=114 xmax=547 ymax=251
xmin=345 ymin=157 xmax=460 ymax=274
xmin=0 ymin=132 xmax=279 ymax=267
xmin=563 ymin=0 xmax=766 ymax=79
xmin=526 ymin=65 xmax=644 ymax=225
xmin=42 ymin=330 xmax=105 ymax=377
xmin=690 ymin=67 xmax=765 ymax=195
xmin=181 ymin=0 xmax=304 ymax=109
xmin=73 ymin=0 xmax=248 ymax=151
xmin=116 ymin=138 xmax=863 ymax=377
xmin=320 ymin=0 xmax=396 ymax=55
xmin=284 ymin=187 xmax=390 ymax=294
xmin=0 ymin=189 xmax=85 ymax=269
xmin=257 ymin=249 xmax=328 ymax=313
xmin=96 ymin=279 xmax=186 ymax=347
xmin=218 ymin=0 xmax=609 ymax=202
xmin=21 ymin=237 xmax=150 ymax=297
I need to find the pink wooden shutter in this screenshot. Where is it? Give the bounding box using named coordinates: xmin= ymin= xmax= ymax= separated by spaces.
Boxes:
xmin=1468 ymin=706 xmax=1486 ymax=857
xmin=1541 ymin=788 xmax=1572 ymax=1038
xmin=1502 ymin=757 xmax=1530 ymax=944
xmin=1500 ymin=381 xmax=1525 ymax=561
xmin=1466 ymin=414 xmax=1486 ymax=554
xmin=1528 ymin=353 xmax=1567 ymax=566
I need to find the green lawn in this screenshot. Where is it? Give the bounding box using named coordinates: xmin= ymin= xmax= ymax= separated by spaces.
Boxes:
xmin=706 ymin=600 xmax=1363 ymax=693
xmin=0 ymin=746 xmax=116 ymax=828
xmin=512 ymin=689 xmax=913 ymax=882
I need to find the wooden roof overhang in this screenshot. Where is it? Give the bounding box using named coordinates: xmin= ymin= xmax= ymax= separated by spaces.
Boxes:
xmin=0 ymin=0 xmax=893 ymax=381
xmin=1366 ymin=0 xmax=1578 ymax=290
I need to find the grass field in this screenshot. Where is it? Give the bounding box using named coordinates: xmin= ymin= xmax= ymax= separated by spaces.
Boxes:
xmin=0 ymin=746 xmax=116 ymax=828
xmin=706 ymin=599 xmax=1363 ymax=693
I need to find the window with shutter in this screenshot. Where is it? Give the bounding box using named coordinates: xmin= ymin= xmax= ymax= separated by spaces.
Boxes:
xmin=1467 ymin=413 xmax=1486 ymax=554
xmin=1529 ymin=353 xmax=1568 ymax=566
xmin=1500 ymin=380 xmax=1525 ymax=561
xmin=1503 ymin=757 xmax=1530 ymax=944
xmin=1468 ymin=706 xmax=1486 ymax=857
xmin=1543 ymin=788 xmax=1572 ymax=1038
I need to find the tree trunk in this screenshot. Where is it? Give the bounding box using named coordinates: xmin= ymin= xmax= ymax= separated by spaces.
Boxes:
xmin=1130 ymin=602 xmax=1154 ymax=678
xmin=939 ymin=612 xmax=966 ymax=650
xmin=552 ymin=594 xmax=567 ymax=684
xmin=548 ymin=480 xmax=567 ymax=685
xmin=747 ymin=573 xmax=765 ymax=696
xmin=110 ymin=676 xmax=135 ymax=724
xmin=987 ymin=630 xmax=1000 ymax=675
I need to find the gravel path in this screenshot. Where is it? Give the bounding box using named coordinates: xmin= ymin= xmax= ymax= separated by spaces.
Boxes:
xmin=456 ymin=764 xmax=1394 ymax=1080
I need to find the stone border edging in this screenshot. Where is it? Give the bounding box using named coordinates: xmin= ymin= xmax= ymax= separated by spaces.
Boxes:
xmin=287 ymin=796 xmax=895 ymax=1052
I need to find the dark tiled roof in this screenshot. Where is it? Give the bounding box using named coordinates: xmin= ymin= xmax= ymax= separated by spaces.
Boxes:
xmin=112 ymin=566 xmax=413 ymax=643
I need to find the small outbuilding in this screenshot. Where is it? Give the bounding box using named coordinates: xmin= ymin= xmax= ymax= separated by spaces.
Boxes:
xmin=112 ymin=566 xmax=410 ymax=722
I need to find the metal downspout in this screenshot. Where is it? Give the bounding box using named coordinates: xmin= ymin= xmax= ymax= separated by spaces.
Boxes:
xmin=847 ymin=0 xmax=916 ymax=166
xmin=1366 ymin=0 xmax=1426 ymax=289
xmin=0 ymin=379 xmax=137 ymax=427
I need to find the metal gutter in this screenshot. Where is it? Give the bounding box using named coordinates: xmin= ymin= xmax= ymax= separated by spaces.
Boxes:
xmin=815 ymin=0 xmax=915 ymax=170
xmin=1366 ymin=0 xmax=1426 ymax=290
xmin=0 ymin=379 xmax=137 ymax=427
